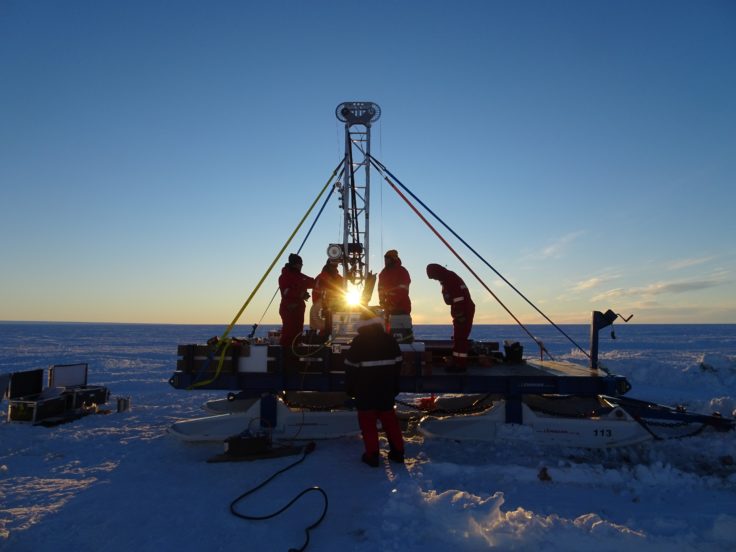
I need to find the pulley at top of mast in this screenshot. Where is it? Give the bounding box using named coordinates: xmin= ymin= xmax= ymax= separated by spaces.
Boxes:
xmin=336 ymin=102 xmax=381 ymax=126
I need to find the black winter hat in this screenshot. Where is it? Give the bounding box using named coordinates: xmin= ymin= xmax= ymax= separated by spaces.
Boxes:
xmin=288 ymin=253 xmax=303 ymax=266
xmin=426 ymin=263 xmax=446 ymax=280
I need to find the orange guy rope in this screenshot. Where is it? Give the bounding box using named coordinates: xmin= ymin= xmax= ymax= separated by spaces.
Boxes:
xmin=381 ymin=174 xmax=549 ymax=358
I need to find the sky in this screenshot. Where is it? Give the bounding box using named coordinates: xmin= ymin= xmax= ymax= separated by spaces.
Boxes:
xmin=1 ymin=0 xmax=735 ymax=325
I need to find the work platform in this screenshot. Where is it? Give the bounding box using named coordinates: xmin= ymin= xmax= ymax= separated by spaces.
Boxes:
xmin=168 ymin=339 xmax=632 ymax=425
xmin=169 ymin=338 xmax=629 ymax=391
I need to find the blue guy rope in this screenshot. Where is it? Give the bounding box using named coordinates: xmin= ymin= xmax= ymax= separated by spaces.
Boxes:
xmin=369 ymin=155 xmax=589 ymax=359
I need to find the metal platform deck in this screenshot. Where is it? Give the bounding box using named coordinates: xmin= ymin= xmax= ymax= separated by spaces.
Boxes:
xmin=168 ymin=343 xmax=630 ymax=401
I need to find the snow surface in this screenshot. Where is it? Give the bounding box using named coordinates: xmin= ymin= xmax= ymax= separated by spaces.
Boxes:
xmin=1 ymin=323 xmax=735 ymax=551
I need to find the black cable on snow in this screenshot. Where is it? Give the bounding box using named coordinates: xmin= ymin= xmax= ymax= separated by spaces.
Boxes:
xmin=229 ymin=443 xmax=326 ymax=552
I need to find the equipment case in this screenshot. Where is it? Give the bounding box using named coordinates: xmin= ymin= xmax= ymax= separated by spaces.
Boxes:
xmin=6 ymin=364 xmax=110 ymax=424
xmin=49 ymin=363 xmax=110 ymax=409
xmin=7 ymin=369 xmax=68 ymax=424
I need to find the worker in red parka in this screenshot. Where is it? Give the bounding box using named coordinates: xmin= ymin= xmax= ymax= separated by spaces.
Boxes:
xmin=312 ymin=260 xmax=345 ymax=338
xmin=344 ymin=316 xmax=405 ymax=467
xmin=278 ymin=253 xmax=315 ymax=354
xmin=426 ymin=263 xmax=475 ymax=372
xmin=378 ymin=249 xmax=411 ymax=319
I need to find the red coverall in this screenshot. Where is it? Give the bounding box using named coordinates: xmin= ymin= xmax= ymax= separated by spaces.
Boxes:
xmin=378 ymin=260 xmax=412 ymax=316
xmin=278 ymin=265 xmax=315 ymax=352
xmin=313 ymin=265 xmax=345 ymax=336
xmin=344 ymin=320 xmax=405 ymax=463
xmin=426 ymin=264 xmax=475 ymax=367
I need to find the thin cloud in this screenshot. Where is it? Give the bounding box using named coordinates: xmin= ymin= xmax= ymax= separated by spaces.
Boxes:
xmin=574 ymin=277 xmax=603 ymax=291
xmin=644 ymin=280 xmax=722 ymax=295
xmin=666 ymin=256 xmax=714 ymax=271
xmin=539 ymin=231 xmax=585 ymax=260
xmin=592 ymin=288 xmax=627 ymax=301
xmin=572 ymin=274 xmax=619 ymax=292
xmin=592 ymin=277 xmax=726 ymax=302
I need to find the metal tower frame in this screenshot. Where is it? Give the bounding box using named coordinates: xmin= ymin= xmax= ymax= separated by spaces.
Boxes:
xmin=334 ymin=102 xmax=381 ymax=289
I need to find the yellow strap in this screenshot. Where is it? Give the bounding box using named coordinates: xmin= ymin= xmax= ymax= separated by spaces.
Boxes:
xmin=219 ymin=161 xmax=342 ymax=342
xmin=189 ymin=338 xmax=232 ymax=389
xmin=188 ymin=162 xmax=341 ymax=390
xmin=186 ymin=162 xmax=341 ymax=390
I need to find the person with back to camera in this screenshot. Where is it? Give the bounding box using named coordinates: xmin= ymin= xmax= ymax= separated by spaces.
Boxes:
xmin=344 ymin=315 xmax=405 ymax=467
xmin=278 ymin=253 xmax=315 ymax=356
xmin=311 ymin=259 xmax=345 ymax=338
xmin=377 ymin=249 xmax=411 ymax=326
xmin=426 ymin=263 xmax=475 ymax=373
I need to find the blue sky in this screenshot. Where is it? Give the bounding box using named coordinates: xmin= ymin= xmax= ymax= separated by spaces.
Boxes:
xmin=1 ymin=0 xmax=734 ymax=325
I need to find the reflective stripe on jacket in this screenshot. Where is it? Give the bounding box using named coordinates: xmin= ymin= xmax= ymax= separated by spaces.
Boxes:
xmin=344 ymin=324 xmax=402 ymax=411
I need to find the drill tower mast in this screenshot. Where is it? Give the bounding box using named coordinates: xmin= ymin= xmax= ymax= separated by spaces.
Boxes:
xmin=333 ymin=102 xmax=381 ymax=291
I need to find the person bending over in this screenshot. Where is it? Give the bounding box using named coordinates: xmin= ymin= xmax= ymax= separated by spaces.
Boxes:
xmin=426 ymin=263 xmax=475 ymax=372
